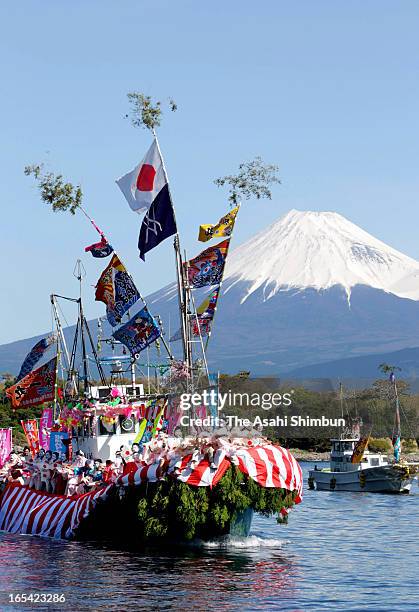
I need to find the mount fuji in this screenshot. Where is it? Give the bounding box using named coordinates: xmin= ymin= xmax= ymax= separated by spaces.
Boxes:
xmin=222 ymin=209 xmax=419 ymax=304
xmin=147 ymin=209 xmax=419 ymax=375
xmin=3 ymin=209 xmax=419 ymax=378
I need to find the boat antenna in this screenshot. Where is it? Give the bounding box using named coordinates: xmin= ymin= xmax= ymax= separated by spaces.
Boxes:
xmin=73 ymin=259 xmax=86 ymax=300
xmin=391 ymin=373 xmax=401 ymax=443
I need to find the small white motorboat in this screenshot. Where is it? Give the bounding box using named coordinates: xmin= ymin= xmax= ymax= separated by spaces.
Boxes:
xmin=308 ymin=437 xmax=415 ymax=494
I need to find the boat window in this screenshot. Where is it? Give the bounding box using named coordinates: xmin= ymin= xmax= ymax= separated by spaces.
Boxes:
xmin=97 ymin=388 xmax=111 ymax=400
xmin=370 ymin=458 xmax=379 ymax=466
xmin=343 ymin=442 xmax=353 ymax=451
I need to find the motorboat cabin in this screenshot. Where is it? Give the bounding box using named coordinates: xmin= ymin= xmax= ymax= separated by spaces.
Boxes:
xmin=330 ymin=438 xmax=389 ymax=472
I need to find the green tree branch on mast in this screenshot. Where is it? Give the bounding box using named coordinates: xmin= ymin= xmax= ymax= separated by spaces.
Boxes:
xmin=24 ymin=164 xmax=82 ymax=214
xmin=126 ymin=92 xmax=177 ymax=131
xmin=214 ymin=157 xmax=280 ymax=207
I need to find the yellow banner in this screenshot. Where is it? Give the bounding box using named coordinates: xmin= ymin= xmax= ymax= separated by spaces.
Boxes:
xmin=198 ymin=206 xmax=239 ymax=242
xmin=351 ymin=436 xmax=369 ymax=463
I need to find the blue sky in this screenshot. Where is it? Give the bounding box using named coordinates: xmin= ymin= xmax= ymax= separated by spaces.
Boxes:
xmin=1 ymin=1 xmax=419 ymax=344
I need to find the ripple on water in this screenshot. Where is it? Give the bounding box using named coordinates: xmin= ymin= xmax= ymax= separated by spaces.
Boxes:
xmin=0 ymin=462 xmax=417 ymax=611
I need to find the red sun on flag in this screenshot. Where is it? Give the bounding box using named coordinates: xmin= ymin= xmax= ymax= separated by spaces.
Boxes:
xmin=136 ymin=164 xmax=156 ymax=192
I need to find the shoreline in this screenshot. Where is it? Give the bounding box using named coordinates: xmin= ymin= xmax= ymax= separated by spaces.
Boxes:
xmin=290 ymin=449 xmax=419 ymax=462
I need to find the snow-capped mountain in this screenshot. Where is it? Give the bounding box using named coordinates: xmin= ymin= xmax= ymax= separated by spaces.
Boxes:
xmin=146 ymin=209 xmax=419 ymax=375
xmin=223 ymin=209 xmax=419 ymax=304
xmin=3 ymin=209 xmax=419 ymax=377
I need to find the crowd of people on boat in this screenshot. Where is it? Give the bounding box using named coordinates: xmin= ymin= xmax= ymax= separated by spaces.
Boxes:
xmin=0 ymin=446 xmax=137 ymax=496
xmin=0 ymin=433 xmax=268 ymax=497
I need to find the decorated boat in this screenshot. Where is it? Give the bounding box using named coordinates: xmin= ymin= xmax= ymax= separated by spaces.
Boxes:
xmin=308 ymin=379 xmax=418 ymax=494
xmin=0 ymin=94 xmax=303 ymax=543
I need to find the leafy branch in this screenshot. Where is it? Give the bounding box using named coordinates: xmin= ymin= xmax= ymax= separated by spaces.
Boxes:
xmin=24 ymin=164 xmax=82 ymax=214
xmin=214 ymin=156 xmax=280 ymax=206
xmin=378 ymin=363 xmax=402 ymax=376
xmin=126 ymin=92 xmax=177 ymax=131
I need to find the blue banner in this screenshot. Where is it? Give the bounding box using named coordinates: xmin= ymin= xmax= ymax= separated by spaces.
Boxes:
xmin=17 ymin=335 xmax=56 ymax=382
xmin=49 ymin=432 xmax=69 ymax=459
xmin=113 ymin=307 xmax=161 ymax=356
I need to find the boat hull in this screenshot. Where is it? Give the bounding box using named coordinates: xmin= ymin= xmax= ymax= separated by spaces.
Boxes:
xmin=308 ymin=465 xmax=414 ymax=493
xmin=229 ymin=507 xmax=254 ymax=537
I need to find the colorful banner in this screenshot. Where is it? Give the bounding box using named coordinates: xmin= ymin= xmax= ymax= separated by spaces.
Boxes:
xmin=393 ymin=435 xmax=401 ymax=462
xmin=198 ymin=206 xmax=239 ymax=242
xmin=7 ymin=357 xmax=57 ymax=409
xmin=49 ymin=431 xmax=69 ymax=459
xmin=138 ymin=184 xmax=177 ymax=261
xmin=351 ymin=436 xmax=369 ymax=463
xmin=85 ymin=237 xmax=114 ymax=258
xmin=151 ymin=399 xmax=167 ymax=438
xmin=21 ymin=419 xmax=40 ymax=457
xmin=166 ymin=399 xmax=182 ymax=435
xmin=0 ymin=429 xmax=12 ymax=468
xmin=192 ymin=287 xmax=219 ymax=337
xmin=16 ymin=334 xmax=56 ymax=382
xmin=133 ymin=418 xmax=148 ymax=444
xmin=95 ymin=254 xmax=140 ymax=326
xmin=113 ymin=307 xmax=161 ymax=356
xmin=185 ymin=240 xmax=230 ymax=288
xmin=39 ymin=407 xmax=53 ymax=450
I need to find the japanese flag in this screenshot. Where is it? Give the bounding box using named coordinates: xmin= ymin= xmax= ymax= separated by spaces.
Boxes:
xmin=116 ymin=139 xmax=167 ymax=214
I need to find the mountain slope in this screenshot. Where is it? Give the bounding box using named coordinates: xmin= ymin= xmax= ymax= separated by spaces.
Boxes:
xmin=284 ymin=346 xmax=419 ymax=380
xmin=3 ymin=209 xmax=419 ymax=377
xmin=222 ymin=209 xmax=419 ymax=303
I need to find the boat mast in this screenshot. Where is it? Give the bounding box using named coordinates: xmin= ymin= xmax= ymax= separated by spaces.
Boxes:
xmin=174 ymin=234 xmax=188 ymax=367
xmin=391 ymin=373 xmax=401 ymax=459
xmin=339 ymin=381 xmax=344 ymax=437
xmin=74 ymin=260 xmax=89 ymax=395
xmin=81 ymin=309 xmax=107 ymax=387
xmin=50 ymin=294 xmax=71 ymax=372
xmin=153 ymin=132 xmax=195 ymax=386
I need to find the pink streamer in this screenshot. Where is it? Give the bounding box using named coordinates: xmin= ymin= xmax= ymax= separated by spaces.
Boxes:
xmin=0 ymin=429 xmax=12 ymax=467
xmin=39 ymin=408 xmax=53 ymax=450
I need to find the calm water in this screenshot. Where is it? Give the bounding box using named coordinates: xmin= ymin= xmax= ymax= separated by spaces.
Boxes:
xmin=0 ymin=463 xmax=418 ymax=612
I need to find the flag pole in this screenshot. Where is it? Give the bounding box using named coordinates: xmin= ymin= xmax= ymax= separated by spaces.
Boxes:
xmin=204 ymin=203 xmax=241 ymax=352
xmin=53 ymin=337 xmax=60 ymax=422
xmin=189 ymin=290 xmax=210 ymax=384
xmin=152 ymin=130 xmax=194 ymax=380
xmin=79 ymin=205 xmax=108 ymax=240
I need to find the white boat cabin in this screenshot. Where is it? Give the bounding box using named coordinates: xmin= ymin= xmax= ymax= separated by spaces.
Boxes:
xmin=73 ymin=383 xmax=145 ymax=461
xmin=330 ymin=438 xmax=389 ymax=472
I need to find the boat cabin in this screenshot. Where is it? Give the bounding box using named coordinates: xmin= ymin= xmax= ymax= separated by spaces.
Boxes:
xmin=330 ymin=438 xmax=389 ymax=472
xmin=73 ymin=383 xmax=146 ymax=461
